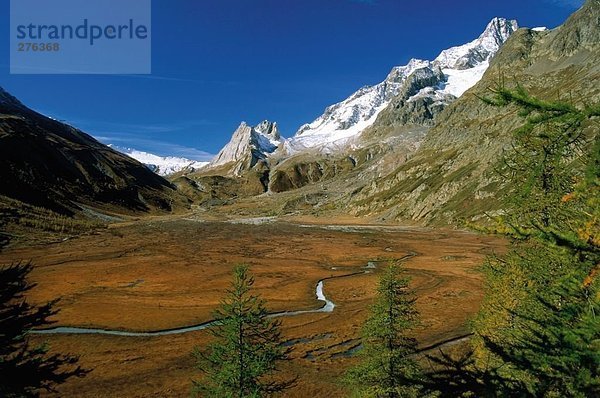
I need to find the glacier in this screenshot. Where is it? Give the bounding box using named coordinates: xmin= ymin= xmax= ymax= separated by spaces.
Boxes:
xmin=109 ymin=145 xmax=209 ymax=176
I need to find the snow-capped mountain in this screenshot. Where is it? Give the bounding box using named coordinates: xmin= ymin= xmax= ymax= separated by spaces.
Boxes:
xmin=434 ymin=17 xmax=518 ymax=70
xmin=207 ymin=120 xmax=281 ymax=175
xmin=285 ymin=17 xmax=518 ymax=153
xmin=109 ymin=145 xmax=209 ymax=176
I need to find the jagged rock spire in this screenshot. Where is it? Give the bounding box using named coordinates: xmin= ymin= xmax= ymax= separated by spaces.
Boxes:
xmin=208 ymin=120 xmax=281 ymax=175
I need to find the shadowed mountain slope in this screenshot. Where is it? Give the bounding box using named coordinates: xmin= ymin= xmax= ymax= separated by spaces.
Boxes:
xmin=0 ymin=87 xmax=188 ymax=216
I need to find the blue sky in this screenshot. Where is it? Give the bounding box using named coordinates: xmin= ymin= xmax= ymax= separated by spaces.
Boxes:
xmin=0 ymin=0 xmax=584 ymax=160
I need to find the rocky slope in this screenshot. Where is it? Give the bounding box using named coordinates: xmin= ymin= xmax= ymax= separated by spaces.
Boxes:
xmin=345 ymin=0 xmax=600 ymax=223
xmin=0 ymin=87 xmax=188 ymax=216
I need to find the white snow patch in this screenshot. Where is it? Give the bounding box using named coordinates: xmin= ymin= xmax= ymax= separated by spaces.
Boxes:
xmin=285 ymin=101 xmax=390 ymax=153
xmin=110 ymin=146 xmax=208 ymax=176
xmin=440 ymin=61 xmax=489 ymax=98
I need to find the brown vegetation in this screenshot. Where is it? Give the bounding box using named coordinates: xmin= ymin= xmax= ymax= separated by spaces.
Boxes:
xmin=0 ymin=217 xmax=503 ymax=397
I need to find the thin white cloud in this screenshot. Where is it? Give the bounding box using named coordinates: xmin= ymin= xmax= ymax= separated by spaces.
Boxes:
xmin=112 ymin=74 xmax=240 ymax=86
xmin=34 ymin=112 xmax=217 ymax=135
xmin=546 ymin=0 xmax=585 ymax=8
xmin=30 ymin=110 xmax=217 ymax=161
xmin=87 ymin=120 xmax=218 ymax=134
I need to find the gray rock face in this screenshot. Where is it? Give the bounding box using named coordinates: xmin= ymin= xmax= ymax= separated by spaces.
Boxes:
xmin=255 ymin=120 xmax=281 ymax=141
xmin=207 ymin=120 xmax=281 ymax=176
xmin=376 ymin=65 xmax=451 ymax=127
xmin=387 ymin=94 xmax=455 ymax=127
xmin=397 ymin=65 xmax=446 ymax=101
xmin=545 ymin=0 xmax=600 ymax=57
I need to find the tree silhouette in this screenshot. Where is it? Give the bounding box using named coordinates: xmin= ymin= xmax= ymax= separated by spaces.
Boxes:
xmin=0 ymin=261 xmax=87 ymax=397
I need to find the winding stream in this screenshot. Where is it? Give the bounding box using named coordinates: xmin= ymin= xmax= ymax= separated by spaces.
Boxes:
xmin=32 ymin=253 xmax=417 ymax=337
xmin=32 ymin=279 xmax=338 ymax=337
xmin=29 ymin=249 xmax=473 ymax=358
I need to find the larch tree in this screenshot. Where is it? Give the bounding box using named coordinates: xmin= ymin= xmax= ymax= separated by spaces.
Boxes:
xmin=192 ymin=265 xmax=292 ymax=398
xmin=345 ymin=262 xmax=426 ymax=398
xmin=469 ymin=86 xmax=600 ymax=397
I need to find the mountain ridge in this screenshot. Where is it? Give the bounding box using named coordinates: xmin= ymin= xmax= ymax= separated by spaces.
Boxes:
xmin=282 ymin=17 xmax=518 ymax=154
xmin=0 ymin=87 xmax=190 ymax=216
xmin=4 ymin=4 xmax=596 ymax=227
xmin=190 ymin=2 xmax=598 ymax=224
xmin=188 ymin=17 xmax=519 ymax=202
xmin=344 ymin=0 xmax=600 ymax=223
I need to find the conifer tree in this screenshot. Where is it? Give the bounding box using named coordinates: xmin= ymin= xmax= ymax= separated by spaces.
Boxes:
xmin=468 ymin=86 xmax=600 ymax=397
xmin=193 ymin=265 xmax=292 ymax=397
xmin=345 ymin=262 xmax=425 ymax=398
xmin=0 ymin=261 xmax=87 ymax=397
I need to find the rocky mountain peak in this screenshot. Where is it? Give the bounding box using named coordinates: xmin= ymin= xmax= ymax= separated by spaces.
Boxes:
xmin=254 ymin=120 xmax=281 ymax=141
xmin=546 ymin=0 xmax=600 ymax=56
xmin=480 ymin=17 xmax=519 ymax=46
xmin=385 ymin=59 xmax=431 ymax=84
xmin=434 ymin=17 xmax=518 ymax=70
xmin=207 ymin=120 xmax=281 ymax=175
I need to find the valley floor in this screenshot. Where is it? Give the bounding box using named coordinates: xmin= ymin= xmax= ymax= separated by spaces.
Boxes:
xmin=0 ymin=216 xmax=504 ymax=397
